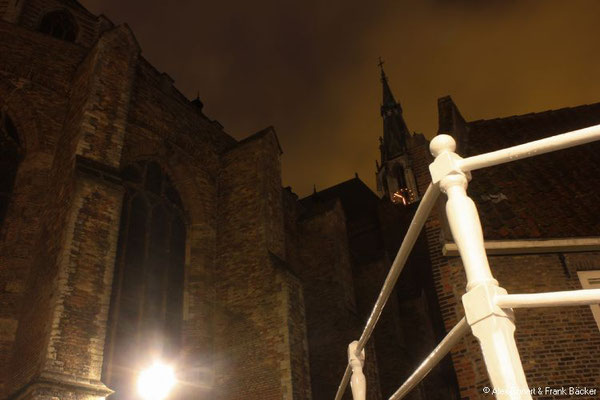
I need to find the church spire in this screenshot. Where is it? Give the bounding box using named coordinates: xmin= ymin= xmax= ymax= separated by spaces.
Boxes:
xmin=379 ymin=57 xmax=397 ymax=110
xmin=377 ymin=58 xmax=410 ymax=163
xmin=375 ymin=59 xmax=419 ymax=205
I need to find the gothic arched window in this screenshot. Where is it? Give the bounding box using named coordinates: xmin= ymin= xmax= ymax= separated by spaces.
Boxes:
xmin=38 ymin=10 xmax=78 ymax=42
xmin=0 ymin=111 xmax=23 ymax=228
xmin=103 ymin=161 xmax=186 ymax=399
xmin=393 ymin=164 xmax=407 ymax=189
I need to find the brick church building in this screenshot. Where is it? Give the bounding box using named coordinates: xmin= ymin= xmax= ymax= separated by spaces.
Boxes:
xmin=1 ymin=1 xmax=599 ymax=400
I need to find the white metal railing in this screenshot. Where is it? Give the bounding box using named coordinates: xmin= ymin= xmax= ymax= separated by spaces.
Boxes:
xmin=335 ymin=123 xmax=600 ymax=400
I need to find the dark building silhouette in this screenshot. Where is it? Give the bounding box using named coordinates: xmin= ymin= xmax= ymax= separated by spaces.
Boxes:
xmin=1 ymin=1 xmax=599 ymax=400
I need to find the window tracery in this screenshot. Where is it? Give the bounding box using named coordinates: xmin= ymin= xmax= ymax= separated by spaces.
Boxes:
xmin=104 ymin=161 xmax=186 ymax=399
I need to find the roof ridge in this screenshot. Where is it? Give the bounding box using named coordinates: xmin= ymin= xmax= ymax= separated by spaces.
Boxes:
xmin=468 ymin=101 xmax=600 ymax=125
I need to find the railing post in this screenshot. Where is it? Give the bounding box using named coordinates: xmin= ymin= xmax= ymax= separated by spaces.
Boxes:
xmin=430 ymin=135 xmax=532 ymax=400
xmin=348 ymin=341 xmax=366 ymax=400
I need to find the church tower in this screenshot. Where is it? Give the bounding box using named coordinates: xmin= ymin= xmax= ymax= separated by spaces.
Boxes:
xmin=375 ymin=61 xmax=420 ymax=205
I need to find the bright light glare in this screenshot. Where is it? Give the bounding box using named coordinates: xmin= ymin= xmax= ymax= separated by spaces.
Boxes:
xmin=137 ymin=362 xmax=176 ymax=400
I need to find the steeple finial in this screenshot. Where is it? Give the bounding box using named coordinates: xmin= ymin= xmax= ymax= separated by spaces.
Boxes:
xmin=378 ymin=56 xmax=386 ymax=77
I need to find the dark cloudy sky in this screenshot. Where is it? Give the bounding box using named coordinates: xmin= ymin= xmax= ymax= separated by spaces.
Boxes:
xmin=81 ymin=0 xmax=600 ymax=197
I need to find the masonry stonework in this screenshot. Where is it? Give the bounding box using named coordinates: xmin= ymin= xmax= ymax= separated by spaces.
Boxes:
xmin=2 ymin=2 xmax=600 ymax=400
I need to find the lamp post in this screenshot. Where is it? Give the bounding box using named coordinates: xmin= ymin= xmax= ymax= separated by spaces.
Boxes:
xmin=137 ymin=362 xmax=176 ymax=400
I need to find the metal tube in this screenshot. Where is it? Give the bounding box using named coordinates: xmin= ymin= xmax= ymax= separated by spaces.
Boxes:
xmin=459 ymin=123 xmax=600 ymax=172
xmin=334 ymin=183 xmax=440 ymax=400
xmin=356 ymin=183 xmax=440 ymax=352
xmin=496 ymin=289 xmax=600 ymax=309
xmin=389 ymin=317 xmax=470 ymax=400
xmin=333 ymin=365 xmax=351 ymax=400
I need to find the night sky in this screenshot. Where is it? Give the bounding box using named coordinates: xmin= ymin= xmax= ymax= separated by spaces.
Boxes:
xmin=81 ymin=0 xmax=600 ymax=197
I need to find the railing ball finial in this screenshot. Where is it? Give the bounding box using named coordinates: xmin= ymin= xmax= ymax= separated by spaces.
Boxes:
xmin=430 ymin=134 xmax=456 ymax=157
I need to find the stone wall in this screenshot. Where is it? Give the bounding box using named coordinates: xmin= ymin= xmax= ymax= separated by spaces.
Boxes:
xmin=2 ymin=0 xmax=111 ymax=47
xmin=438 ymin=253 xmax=600 ymax=399
xmin=293 ymin=201 xmax=382 ymax=400
xmin=214 ymin=129 xmax=311 ymax=400
xmin=0 ymin=20 xmax=85 ymax=396
xmin=1 ymin=12 xmax=314 ymax=400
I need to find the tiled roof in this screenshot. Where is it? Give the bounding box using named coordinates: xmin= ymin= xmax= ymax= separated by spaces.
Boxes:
xmin=465 ymin=102 xmax=600 ymax=239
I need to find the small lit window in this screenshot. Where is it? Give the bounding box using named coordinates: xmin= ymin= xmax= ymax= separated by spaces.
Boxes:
xmin=38 ymin=10 xmax=77 ymax=42
xmin=577 ymin=270 xmax=600 ymax=331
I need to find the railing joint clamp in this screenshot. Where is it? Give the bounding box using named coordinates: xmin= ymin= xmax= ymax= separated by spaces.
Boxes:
xmin=462 ymin=284 xmax=513 ymax=326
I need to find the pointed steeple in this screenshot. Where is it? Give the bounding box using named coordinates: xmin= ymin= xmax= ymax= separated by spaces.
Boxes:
xmin=379 ymin=59 xmax=398 ymax=111
xmin=375 ymin=59 xmax=420 ymax=205
xmin=377 ymin=58 xmax=410 ymax=162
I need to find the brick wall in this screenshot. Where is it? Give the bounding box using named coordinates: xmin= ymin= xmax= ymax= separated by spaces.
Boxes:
xmin=1 ymin=10 xmax=314 ymax=400
xmin=214 ymin=130 xmax=311 ymax=400
xmin=0 ymin=21 xmax=86 ymax=396
xmin=439 ymin=253 xmax=600 ymax=399
xmin=294 ymin=201 xmax=382 ymax=400
xmin=8 ymin=0 xmax=108 ymax=47
xmin=1 ymin=15 xmax=242 ymax=400
xmin=352 ymin=256 xmax=415 ymax=399
xmin=33 ymin=24 xmax=140 ymax=396
xmin=3 ymin=23 xmax=141 ymax=399
xmin=117 ymin=34 xmax=239 ymax=400
xmin=0 ymin=1 xmax=8 ymax=16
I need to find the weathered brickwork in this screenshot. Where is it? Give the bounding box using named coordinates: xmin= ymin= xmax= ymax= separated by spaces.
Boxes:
xmin=352 ymin=257 xmax=414 ymax=399
xmin=435 ymin=253 xmax=600 ymax=399
xmin=1 ymin=4 xmax=312 ymax=400
xmin=214 ymin=131 xmax=311 ymax=400
xmin=2 ymin=0 xmax=112 ymax=47
xmin=0 ymin=18 xmax=87 ymax=396
xmin=291 ymin=200 xmax=382 ymax=400
xmin=3 ymin=2 xmax=600 ymax=400
xmin=41 ymin=171 xmax=122 ymax=397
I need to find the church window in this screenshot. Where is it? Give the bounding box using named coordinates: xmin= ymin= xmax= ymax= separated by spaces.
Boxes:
xmin=103 ymin=161 xmax=186 ymax=399
xmin=393 ymin=164 xmax=407 ymax=189
xmin=0 ymin=111 xmax=23 ymax=229
xmin=38 ymin=10 xmax=78 ymax=42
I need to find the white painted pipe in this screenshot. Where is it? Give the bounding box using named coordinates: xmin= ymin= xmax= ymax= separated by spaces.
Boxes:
xmin=496 ymin=289 xmax=600 ymax=309
xmin=334 ymin=183 xmax=441 ymax=400
xmin=389 ymin=317 xmax=470 ymax=400
xmin=356 ymin=183 xmax=441 ymax=352
xmin=459 ymin=123 xmax=600 ymax=172
xmin=334 ymin=365 xmax=351 ymax=400
xmin=335 ymin=123 xmax=600 ymax=400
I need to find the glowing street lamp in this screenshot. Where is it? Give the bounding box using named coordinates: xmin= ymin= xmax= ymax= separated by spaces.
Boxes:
xmin=137 ymin=362 xmax=176 ymax=400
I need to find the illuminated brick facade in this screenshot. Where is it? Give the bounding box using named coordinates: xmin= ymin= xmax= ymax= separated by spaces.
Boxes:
xmin=1 ymin=1 xmax=599 ymax=400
